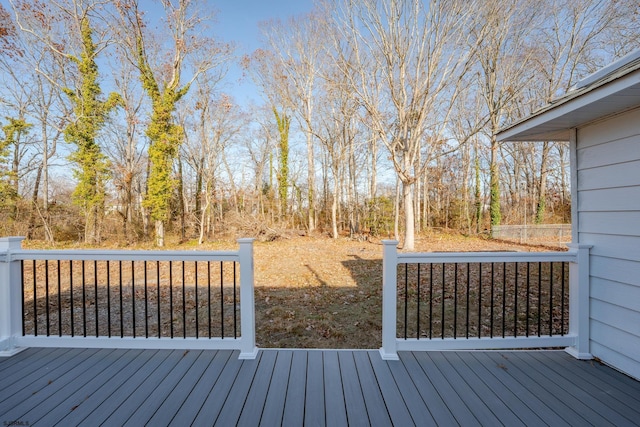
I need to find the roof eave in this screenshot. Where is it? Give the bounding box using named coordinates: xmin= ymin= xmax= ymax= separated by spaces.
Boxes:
xmin=497 ymin=65 xmax=640 ymax=142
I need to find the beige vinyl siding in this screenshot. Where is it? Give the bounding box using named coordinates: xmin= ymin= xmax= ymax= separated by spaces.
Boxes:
xmin=576 ymin=106 xmax=640 ymax=380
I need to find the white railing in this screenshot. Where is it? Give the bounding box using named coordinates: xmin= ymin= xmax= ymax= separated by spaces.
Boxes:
xmin=0 ymin=237 xmax=258 ymax=359
xmin=380 ymin=240 xmax=591 ymax=361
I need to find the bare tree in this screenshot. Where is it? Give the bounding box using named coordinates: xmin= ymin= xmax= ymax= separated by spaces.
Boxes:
xmin=181 ymin=88 xmax=244 ymax=244
xmin=260 ymin=12 xmax=331 ymax=232
xmin=100 ymin=45 xmax=146 ymax=241
xmin=5 ymin=0 xmax=74 ymax=241
xmin=329 ymin=0 xmax=479 ymax=249
xmin=242 ymin=110 xmax=274 ymax=221
xmin=527 ymin=0 xmax=639 ymax=224
xmin=242 ymin=48 xmax=295 ymax=222
xmin=469 ymin=0 xmax=541 ymax=231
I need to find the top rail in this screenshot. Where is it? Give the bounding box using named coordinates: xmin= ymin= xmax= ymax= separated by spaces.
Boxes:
xmin=6 ymin=249 xmax=240 ymax=262
xmin=397 ymin=250 xmax=576 ymax=264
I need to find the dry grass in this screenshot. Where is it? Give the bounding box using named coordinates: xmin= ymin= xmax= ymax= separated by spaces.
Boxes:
xmin=21 ymin=232 xmax=565 ymax=349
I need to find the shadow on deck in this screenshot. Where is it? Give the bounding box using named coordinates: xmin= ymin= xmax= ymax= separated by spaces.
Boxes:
xmin=1 ymin=348 xmax=639 ymax=426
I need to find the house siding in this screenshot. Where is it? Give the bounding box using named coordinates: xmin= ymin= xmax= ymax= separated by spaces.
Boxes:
xmin=576 ymin=106 xmax=640 ymax=380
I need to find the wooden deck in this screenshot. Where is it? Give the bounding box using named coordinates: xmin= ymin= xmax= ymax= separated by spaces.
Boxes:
xmin=1 ymin=348 xmax=639 ymax=426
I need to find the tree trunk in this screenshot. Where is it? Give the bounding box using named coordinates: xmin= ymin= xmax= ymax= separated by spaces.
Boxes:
xmin=195 ymin=158 xmax=203 ymax=216
xmin=403 ymin=180 xmax=415 ymax=250
xmin=27 ymin=165 xmax=42 ymax=240
xmin=307 ymin=131 xmax=315 ymax=232
xmin=475 ymin=146 xmax=482 ymax=234
xmin=422 ymin=165 xmax=430 ymax=230
xmin=489 ymin=134 xmax=501 ymax=231
xmin=370 ymin=135 xmax=377 ymax=200
xmin=198 ymin=193 xmax=209 ymax=245
xmin=155 ymin=220 xmax=165 ymax=247
xmin=461 ymin=141 xmax=471 ymax=234
xmin=535 ymin=141 xmax=550 ymax=224
xmin=142 ymin=157 xmax=151 ymax=239
xmin=331 ymin=179 xmax=339 ymax=239
xmin=177 ymin=157 xmax=186 ymax=241
xmin=394 ymin=178 xmax=400 ymax=241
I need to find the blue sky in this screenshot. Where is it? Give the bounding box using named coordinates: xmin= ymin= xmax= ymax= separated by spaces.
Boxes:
xmin=213 ymin=0 xmax=315 ymax=104
xmin=215 ymin=0 xmax=314 ymax=51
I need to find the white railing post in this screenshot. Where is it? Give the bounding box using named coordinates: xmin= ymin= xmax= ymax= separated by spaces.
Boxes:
xmin=237 ymin=238 xmax=258 ymax=359
xmin=566 ymin=243 xmax=592 ymax=359
xmin=380 ymin=240 xmax=399 ymax=360
xmin=0 ymin=236 xmax=25 ymax=356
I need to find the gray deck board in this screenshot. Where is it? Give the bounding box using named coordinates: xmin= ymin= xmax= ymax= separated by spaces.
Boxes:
xmin=304 ymin=350 xmax=325 ymax=427
xmin=509 ymin=351 xmax=625 ymax=427
xmin=531 ymin=351 xmax=640 ymax=424
xmin=124 ymin=349 xmax=204 ymax=426
xmin=102 ymin=349 xmax=194 ymax=426
xmin=236 ymin=349 xmax=278 ymax=426
xmin=430 ymin=351 xmax=525 ymax=426
xmin=0 ymin=347 xmax=45 ymax=375
xmin=353 ymin=350 xmax=392 ymax=427
xmin=476 ymin=351 xmax=594 ymax=426
xmin=58 ymin=348 xmax=160 ymax=425
xmin=0 ymin=347 xmax=76 ymax=394
xmin=190 ymin=349 xmax=244 ymax=425
xmin=0 ymin=347 xmax=99 ymax=416
xmin=536 ymin=350 xmax=640 ymax=410
xmin=367 ymin=351 xmax=414 ymax=426
xmin=259 ymin=350 xmax=293 ymax=426
xmin=384 ymin=352 xmax=436 ymax=426
xmin=338 ymin=351 xmax=370 ymax=427
xmin=1 ymin=348 xmax=639 ymax=426
xmin=75 ymin=349 xmax=173 ymax=424
xmin=397 ymin=351 xmax=458 ymax=426
xmin=323 ymin=351 xmax=348 ymax=427
xmin=421 ymin=351 xmax=502 ymax=426
xmin=35 ymin=349 xmax=142 ymax=425
xmin=281 ymin=350 xmax=307 ymax=426
xmin=214 ymin=350 xmax=262 ymax=426
xmin=169 ymin=349 xmax=234 ymax=425
xmin=410 ymin=351 xmax=481 ymax=426
xmin=145 ymin=350 xmax=219 ymax=425
xmin=454 ymin=351 xmax=561 ymax=426
xmin=26 ymin=348 xmax=128 ymax=425
xmin=2 ymin=348 xmax=111 ymax=423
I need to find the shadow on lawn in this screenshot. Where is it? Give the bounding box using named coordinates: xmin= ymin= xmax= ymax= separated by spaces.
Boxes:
xmin=254 ymin=255 xmax=385 ymax=349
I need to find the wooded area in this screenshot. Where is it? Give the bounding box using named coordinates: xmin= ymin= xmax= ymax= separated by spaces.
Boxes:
xmin=0 ymin=0 xmax=638 ymax=247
